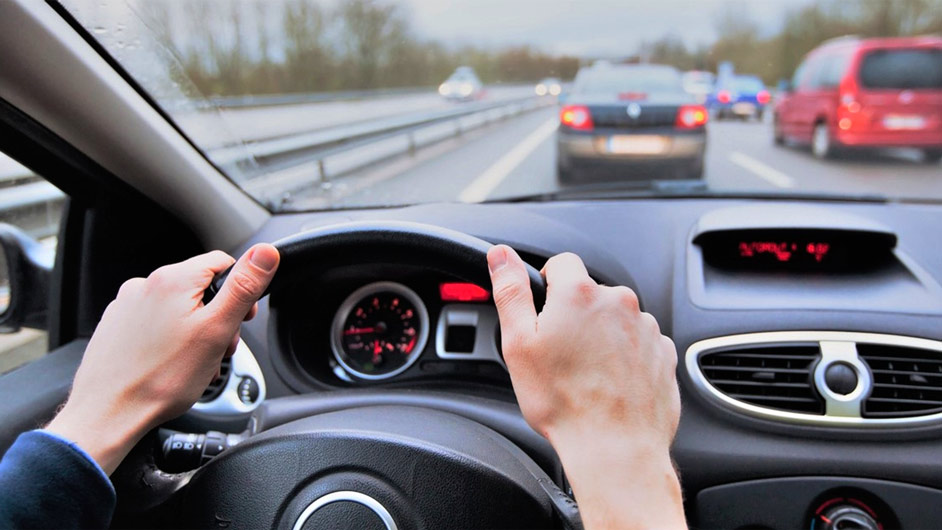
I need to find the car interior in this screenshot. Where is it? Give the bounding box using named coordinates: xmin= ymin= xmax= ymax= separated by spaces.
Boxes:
xmin=1 ymin=1 xmax=942 ymax=529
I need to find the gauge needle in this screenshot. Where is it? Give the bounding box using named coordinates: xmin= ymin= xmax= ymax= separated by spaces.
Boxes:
xmin=372 ymin=340 xmax=382 ymax=363
xmin=344 ymin=327 xmax=376 ymax=335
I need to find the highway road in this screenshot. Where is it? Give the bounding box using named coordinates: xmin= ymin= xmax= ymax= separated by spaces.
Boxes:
xmin=282 ymin=106 xmax=942 ymax=210
xmin=176 ymin=86 xmax=536 ymax=149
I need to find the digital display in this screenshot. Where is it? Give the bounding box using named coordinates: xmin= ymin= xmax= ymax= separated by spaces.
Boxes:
xmin=695 ymin=229 xmax=896 ymax=272
xmin=737 ymin=240 xmax=831 ymax=263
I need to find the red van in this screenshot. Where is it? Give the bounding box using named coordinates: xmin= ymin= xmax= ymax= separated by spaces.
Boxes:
xmin=774 ymin=35 xmax=942 ymax=162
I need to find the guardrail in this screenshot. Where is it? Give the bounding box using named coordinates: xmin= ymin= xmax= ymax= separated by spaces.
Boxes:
xmin=0 ymin=92 xmax=553 ymax=232
xmin=213 ymin=94 xmax=553 ymax=206
xmin=209 ymin=85 xmax=436 ymax=109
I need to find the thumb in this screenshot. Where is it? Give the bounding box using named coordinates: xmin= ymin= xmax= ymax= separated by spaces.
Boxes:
xmin=488 ymin=245 xmax=537 ymax=347
xmin=208 ymin=243 xmax=280 ymax=325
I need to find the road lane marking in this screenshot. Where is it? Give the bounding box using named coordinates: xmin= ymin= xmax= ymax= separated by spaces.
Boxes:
xmin=459 ymin=117 xmax=559 ymax=202
xmin=728 ymin=151 xmax=796 ymax=189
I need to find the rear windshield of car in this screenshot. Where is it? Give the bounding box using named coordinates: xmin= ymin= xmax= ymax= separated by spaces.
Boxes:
xmin=859 ymin=48 xmax=942 ymax=89
xmin=576 ymin=68 xmax=683 ymax=94
xmin=732 ymin=76 xmax=765 ymax=92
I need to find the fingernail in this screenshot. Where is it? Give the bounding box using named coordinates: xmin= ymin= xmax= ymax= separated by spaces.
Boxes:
xmin=250 ymin=246 xmax=278 ymax=272
xmin=488 ymin=246 xmax=508 ymax=273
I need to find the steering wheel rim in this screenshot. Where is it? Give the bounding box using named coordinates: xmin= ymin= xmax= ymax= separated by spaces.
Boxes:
xmin=205 ymin=220 xmax=547 ymax=309
xmin=112 ymin=222 xmax=580 ymax=529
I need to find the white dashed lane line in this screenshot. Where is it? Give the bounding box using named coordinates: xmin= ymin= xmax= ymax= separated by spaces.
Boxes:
xmin=458 ymin=117 xmax=559 ymax=202
xmin=728 ymin=151 xmax=796 ymax=189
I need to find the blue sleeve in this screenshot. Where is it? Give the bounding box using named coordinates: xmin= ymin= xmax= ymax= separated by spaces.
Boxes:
xmin=0 ymin=430 xmax=116 ymax=529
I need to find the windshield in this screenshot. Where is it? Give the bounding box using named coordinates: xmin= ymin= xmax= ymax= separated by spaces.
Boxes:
xmin=732 ymin=76 xmax=765 ymax=93
xmin=59 ymin=0 xmax=942 ymax=211
xmin=575 ymin=67 xmax=684 ymax=95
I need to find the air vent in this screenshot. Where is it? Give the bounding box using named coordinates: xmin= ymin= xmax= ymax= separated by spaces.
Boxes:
xmin=859 ymin=344 xmax=942 ymax=418
xmin=698 ymin=345 xmax=823 ymax=414
xmin=200 ymin=357 xmax=232 ymax=403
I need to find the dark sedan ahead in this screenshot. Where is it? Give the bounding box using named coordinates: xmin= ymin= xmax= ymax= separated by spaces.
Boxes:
xmin=557 ymin=64 xmax=707 ymax=184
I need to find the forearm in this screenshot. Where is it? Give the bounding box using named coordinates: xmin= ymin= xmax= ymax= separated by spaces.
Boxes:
xmin=551 ymin=431 xmax=686 ymax=530
xmin=0 ymin=431 xmax=116 ymax=528
xmin=46 ymin=396 xmax=157 ymax=475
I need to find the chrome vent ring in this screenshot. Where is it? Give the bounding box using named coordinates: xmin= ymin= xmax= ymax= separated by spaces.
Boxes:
xmin=686 ymin=332 xmax=942 ymax=428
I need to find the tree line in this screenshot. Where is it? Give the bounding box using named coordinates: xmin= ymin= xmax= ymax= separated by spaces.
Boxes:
xmin=143 ymin=0 xmax=941 ymax=97
xmin=640 ymin=0 xmax=942 ymax=84
xmin=143 ymin=0 xmax=580 ymax=97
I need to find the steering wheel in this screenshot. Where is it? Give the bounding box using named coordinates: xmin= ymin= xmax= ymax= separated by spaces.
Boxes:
xmin=112 ymin=222 xmax=582 ymax=530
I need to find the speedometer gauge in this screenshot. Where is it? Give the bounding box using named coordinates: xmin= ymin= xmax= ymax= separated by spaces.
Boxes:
xmin=330 ymin=282 xmax=430 ymax=380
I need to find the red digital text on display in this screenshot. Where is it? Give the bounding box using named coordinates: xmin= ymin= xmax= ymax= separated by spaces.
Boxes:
xmin=738 ymin=241 xmax=831 ymax=262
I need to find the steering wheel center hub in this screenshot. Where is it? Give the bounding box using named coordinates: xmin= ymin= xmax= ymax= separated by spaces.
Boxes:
xmin=293 ymin=491 xmax=396 ymax=530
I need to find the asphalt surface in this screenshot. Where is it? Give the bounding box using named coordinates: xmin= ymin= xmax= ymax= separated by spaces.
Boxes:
xmin=284 ymin=107 xmax=942 ymax=210
xmin=176 ymin=86 xmax=535 ymax=149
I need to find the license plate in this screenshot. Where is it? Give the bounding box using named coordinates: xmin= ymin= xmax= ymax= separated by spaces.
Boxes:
xmin=607 ymin=135 xmax=668 ymax=155
xmin=732 ymin=102 xmax=756 ymax=114
xmin=883 ymin=115 xmax=926 ymax=130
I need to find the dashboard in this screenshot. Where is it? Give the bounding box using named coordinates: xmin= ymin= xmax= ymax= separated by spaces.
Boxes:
xmin=206 ymin=197 xmax=942 ymax=528
xmin=274 ymin=266 xmax=514 ymax=388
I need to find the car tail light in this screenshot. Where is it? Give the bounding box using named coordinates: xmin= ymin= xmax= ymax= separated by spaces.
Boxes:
xmin=717 ymin=90 xmax=731 ymax=104
xmin=618 ymin=92 xmax=647 ymax=100
xmin=757 ymin=90 xmax=771 ymax=104
xmin=560 ymin=105 xmax=593 ymax=131
xmin=839 ymin=75 xmax=859 ymax=108
xmin=676 ymin=105 xmax=708 ymax=129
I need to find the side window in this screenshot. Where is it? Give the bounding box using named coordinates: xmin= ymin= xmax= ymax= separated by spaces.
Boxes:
xmin=792 ymin=59 xmax=814 ymax=91
xmin=805 ymin=56 xmax=827 ymax=90
xmin=817 ymin=50 xmax=853 ymax=89
xmin=0 ymin=151 xmax=63 ymax=374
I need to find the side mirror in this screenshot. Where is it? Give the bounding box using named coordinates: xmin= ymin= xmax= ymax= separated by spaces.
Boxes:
xmin=777 ymin=79 xmax=792 ymax=94
xmin=0 ymin=223 xmax=53 ymax=333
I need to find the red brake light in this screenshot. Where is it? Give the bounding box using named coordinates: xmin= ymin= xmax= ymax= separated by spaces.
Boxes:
xmin=717 ymin=90 xmax=731 ymax=104
xmin=560 ymin=105 xmax=593 ymax=131
xmin=439 ymin=282 xmax=490 ymax=302
xmin=676 ymin=105 xmax=708 ymax=129
xmin=618 ymin=92 xmax=647 ymax=100
xmin=839 ymin=74 xmax=859 ymax=108
xmin=757 ymin=90 xmax=771 ymax=104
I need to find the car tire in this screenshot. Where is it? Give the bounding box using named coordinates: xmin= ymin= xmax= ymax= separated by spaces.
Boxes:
xmin=688 ymin=162 xmax=705 ymax=180
xmin=773 ymin=117 xmax=785 ymax=146
xmin=924 ymin=149 xmax=942 ymax=164
xmin=556 ymin=164 xmax=574 ymax=185
xmin=811 ymin=122 xmax=833 ymax=159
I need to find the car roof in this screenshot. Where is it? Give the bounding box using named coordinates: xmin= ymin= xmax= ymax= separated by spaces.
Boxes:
xmin=814 ymin=35 xmax=942 ymax=55
xmin=585 ymin=64 xmax=680 ymax=75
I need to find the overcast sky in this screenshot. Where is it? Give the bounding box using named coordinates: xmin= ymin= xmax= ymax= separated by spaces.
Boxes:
xmin=400 ymin=0 xmax=815 ymax=56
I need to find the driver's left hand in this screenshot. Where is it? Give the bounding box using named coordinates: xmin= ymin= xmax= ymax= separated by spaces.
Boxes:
xmin=46 ymin=244 xmax=279 ymax=474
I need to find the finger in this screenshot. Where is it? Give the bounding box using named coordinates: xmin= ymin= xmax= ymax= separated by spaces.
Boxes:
xmin=244 ymin=302 xmax=258 ymax=322
xmin=224 ymin=332 xmax=240 ymax=358
xmin=542 ymin=253 xmax=593 ymax=304
xmin=488 ymin=245 xmax=537 ymax=345
xmin=147 ymin=250 xmax=236 ymax=293
xmin=208 ymin=243 xmax=280 ymax=325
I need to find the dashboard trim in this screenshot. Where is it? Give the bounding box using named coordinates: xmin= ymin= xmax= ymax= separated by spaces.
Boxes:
xmin=191 ymin=339 xmax=266 ymax=415
xmin=435 ymin=304 xmax=506 ymax=368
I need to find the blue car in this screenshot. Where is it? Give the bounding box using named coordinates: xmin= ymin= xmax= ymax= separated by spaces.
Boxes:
xmin=707 ymin=74 xmax=771 ymax=120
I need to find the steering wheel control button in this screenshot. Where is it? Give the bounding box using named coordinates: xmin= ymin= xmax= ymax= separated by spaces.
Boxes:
xmin=293 ymin=491 xmax=397 ymax=530
xmin=825 ymin=362 xmax=859 ymax=395
xmin=238 ymin=376 xmax=260 ymax=404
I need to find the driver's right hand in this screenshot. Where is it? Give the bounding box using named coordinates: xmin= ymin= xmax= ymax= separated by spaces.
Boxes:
xmin=487 ymin=244 xmax=686 ymax=530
